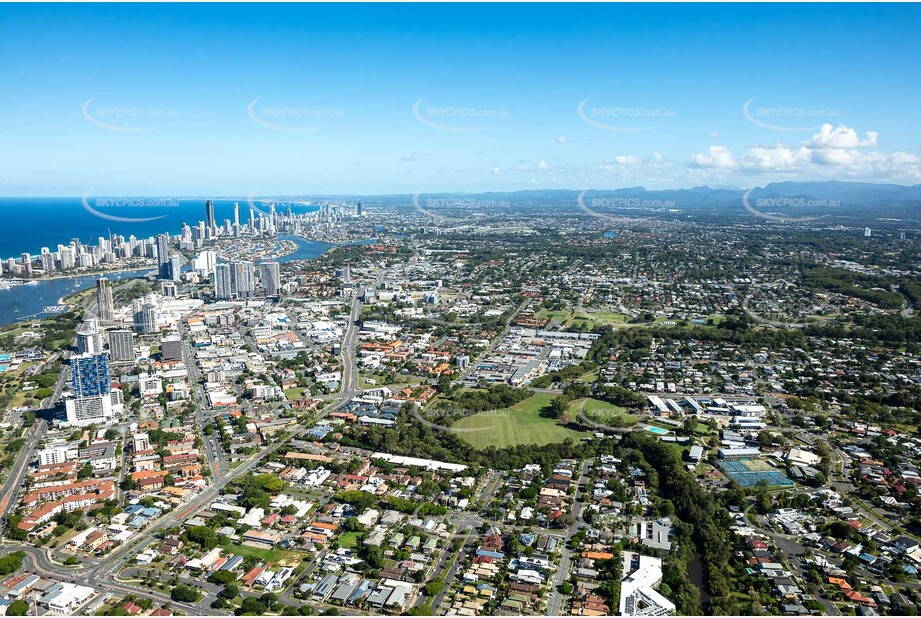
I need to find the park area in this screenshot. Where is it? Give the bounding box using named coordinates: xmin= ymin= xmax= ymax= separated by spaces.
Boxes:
xmin=571 ymin=397 xmax=639 ymax=428
xmin=450 ymin=393 xmax=587 ymax=449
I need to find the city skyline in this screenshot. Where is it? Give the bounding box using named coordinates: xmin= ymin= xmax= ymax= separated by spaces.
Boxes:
xmin=1 ymin=3 xmax=919 ymax=196
xmin=1 ymin=5 xmax=920 ymax=618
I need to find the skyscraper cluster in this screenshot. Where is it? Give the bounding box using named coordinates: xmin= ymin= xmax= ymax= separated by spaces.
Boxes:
xmin=213 ymin=259 xmax=282 ymax=300
xmin=4 ymin=234 xmax=160 ymax=277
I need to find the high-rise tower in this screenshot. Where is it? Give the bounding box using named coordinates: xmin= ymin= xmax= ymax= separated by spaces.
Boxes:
xmin=205 ymin=199 xmax=216 ymax=232
xmin=96 ymin=277 xmax=114 ymax=322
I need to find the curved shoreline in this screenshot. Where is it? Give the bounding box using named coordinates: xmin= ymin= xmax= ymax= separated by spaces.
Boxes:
xmin=0 ymin=263 xmax=156 ymax=283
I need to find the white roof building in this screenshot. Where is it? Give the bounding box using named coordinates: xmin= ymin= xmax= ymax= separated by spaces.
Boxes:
xmin=619 ymin=551 xmax=675 ymax=616
xmin=39 ymin=582 xmax=95 ymax=614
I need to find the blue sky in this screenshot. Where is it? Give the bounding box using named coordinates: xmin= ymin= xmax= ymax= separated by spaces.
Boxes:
xmin=1 ymin=2 xmax=919 ymax=196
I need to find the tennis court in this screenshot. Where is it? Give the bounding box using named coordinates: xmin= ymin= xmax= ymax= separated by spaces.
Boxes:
xmin=719 ymin=459 xmax=793 ymax=487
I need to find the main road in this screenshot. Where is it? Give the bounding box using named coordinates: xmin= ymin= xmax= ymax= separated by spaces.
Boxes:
xmin=177 ymin=319 xmax=227 ymax=479
xmin=2 ymin=289 xmax=367 ymax=595
xmin=0 ymin=420 xmax=47 ymax=533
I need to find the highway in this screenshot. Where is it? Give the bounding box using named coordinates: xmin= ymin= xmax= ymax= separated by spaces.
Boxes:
xmin=0 ymin=420 xmax=47 ymax=533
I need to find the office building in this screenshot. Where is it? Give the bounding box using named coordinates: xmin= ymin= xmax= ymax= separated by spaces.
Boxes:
xmin=161 ymin=280 xmax=177 ymax=297
xmin=160 ymin=334 xmax=182 ymax=362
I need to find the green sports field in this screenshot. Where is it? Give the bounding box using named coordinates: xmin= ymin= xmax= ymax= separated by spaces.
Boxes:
xmin=572 ymin=397 xmax=639 ymax=428
xmin=450 ymin=393 xmax=587 ymax=449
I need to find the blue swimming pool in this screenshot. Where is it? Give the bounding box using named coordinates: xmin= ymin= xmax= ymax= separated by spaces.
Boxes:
xmin=645 ymin=425 xmax=669 ymax=435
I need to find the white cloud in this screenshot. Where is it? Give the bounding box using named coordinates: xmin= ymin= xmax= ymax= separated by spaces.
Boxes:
xmin=689 ymin=146 xmax=737 ymax=170
xmin=556 ymin=136 xmax=569 ymax=144
xmin=537 ymin=159 xmax=549 ymax=170
xmin=687 ymin=124 xmax=920 ymax=181
xmin=614 ymin=155 xmax=639 ymax=165
xmin=804 ymin=123 xmax=878 ymax=149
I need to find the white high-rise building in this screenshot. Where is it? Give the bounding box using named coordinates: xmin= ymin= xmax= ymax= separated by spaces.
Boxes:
xmin=132 ymin=302 xmax=158 ymax=333
xmin=193 ymin=250 xmax=217 ymax=276
xmin=64 ymin=393 xmax=114 ymax=426
xmin=75 ymin=319 xmax=102 ymax=355
xmin=59 ymin=245 xmax=76 ymax=269
xmin=214 ymin=263 xmax=233 ymax=300
xmin=231 ymin=260 xmax=255 ymax=298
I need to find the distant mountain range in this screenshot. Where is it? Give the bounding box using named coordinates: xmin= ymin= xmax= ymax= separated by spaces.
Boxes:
xmin=398 ymin=181 xmax=921 ymax=224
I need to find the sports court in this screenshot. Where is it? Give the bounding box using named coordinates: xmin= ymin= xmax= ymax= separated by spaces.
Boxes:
xmin=719 ymin=459 xmax=793 ymax=487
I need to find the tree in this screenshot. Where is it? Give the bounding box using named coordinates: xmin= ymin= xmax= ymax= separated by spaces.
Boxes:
xmin=170 ymin=585 xmax=200 ymax=602
xmin=424 ymin=580 xmax=444 ymax=596
xmin=185 ymin=525 xmax=218 ymax=550
xmin=0 ymin=551 xmax=25 ymax=576
xmin=78 ymin=463 xmax=95 ymax=480
xmin=6 ymin=600 xmax=28 ymax=616
xmin=544 ymin=396 xmax=568 ymax=419
xmin=240 ymin=485 xmax=270 ymax=510
xmin=209 ymin=570 xmax=237 ymax=585
xmin=238 ymin=596 xmax=266 ymax=615
xmin=359 ymin=544 xmax=385 ymax=569
xmin=260 ymin=592 xmax=278 ymax=606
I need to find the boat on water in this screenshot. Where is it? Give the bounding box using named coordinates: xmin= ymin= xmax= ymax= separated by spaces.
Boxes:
xmin=0 ymin=279 xmax=40 ymax=290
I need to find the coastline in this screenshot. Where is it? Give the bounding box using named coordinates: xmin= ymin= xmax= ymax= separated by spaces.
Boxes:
xmin=0 ymin=234 xmax=342 ymax=329
xmin=1 ymin=263 xmax=157 ymax=283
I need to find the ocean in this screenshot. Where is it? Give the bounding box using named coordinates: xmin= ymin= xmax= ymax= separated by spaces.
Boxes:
xmin=0 ymin=197 xmax=319 ymax=259
xmin=0 ymin=232 xmax=332 ymax=328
